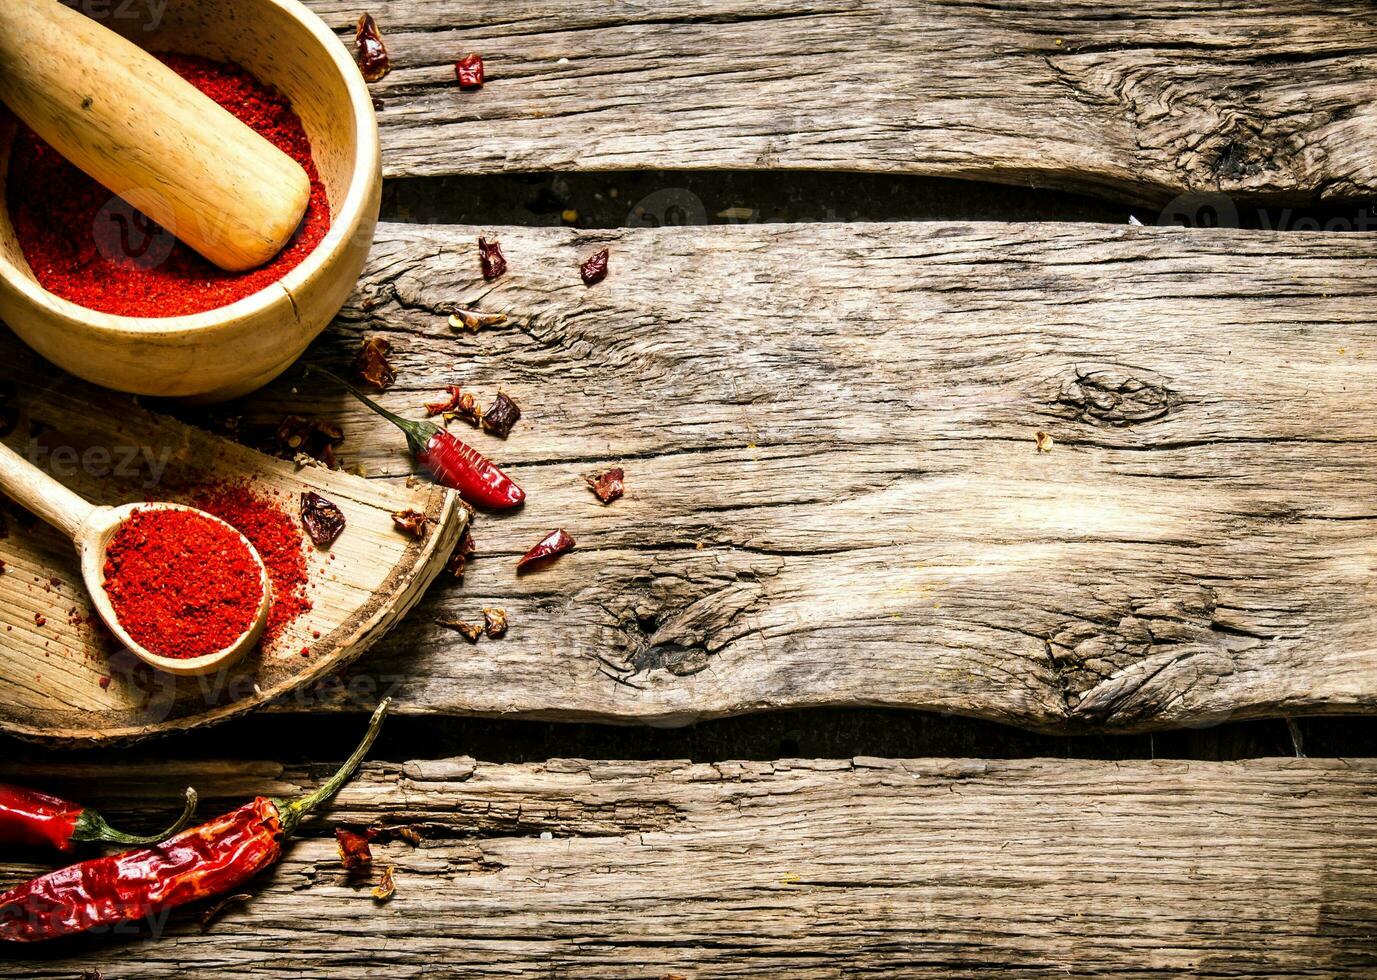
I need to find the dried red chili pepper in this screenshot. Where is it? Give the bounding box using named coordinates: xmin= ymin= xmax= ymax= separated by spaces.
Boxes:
xmin=478 ymin=237 xmax=507 ymax=281
xmin=354 ymin=336 xmax=396 ymax=391
xmin=580 ymin=248 xmax=609 ymax=286
xmin=373 ymin=866 xmax=396 ymax=901
xmin=0 ymin=785 xmax=196 ymax=852
xmin=585 ymin=467 xmax=624 ymax=504
xmin=455 ymin=54 xmax=484 ymax=90
xmin=314 ymin=369 xmax=526 ymax=510
xmin=336 ymin=829 xmax=372 ymax=872
xmin=355 ymin=14 xmax=391 ymax=82
xmin=300 ymin=492 xmax=346 ymax=547
xmin=0 ymin=701 xmax=389 ymax=943
xmin=517 ymin=529 xmax=575 ymax=571
xmin=481 ymin=391 xmax=521 ymax=439
xmin=274 ymin=416 xmax=344 ymax=469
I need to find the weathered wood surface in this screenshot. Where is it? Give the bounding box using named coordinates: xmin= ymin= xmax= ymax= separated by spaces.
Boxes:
xmin=3 ymin=756 xmax=1375 ymax=976
xmin=303 ymin=0 xmax=1377 ymax=204
xmin=231 ymin=220 xmax=1377 ymax=732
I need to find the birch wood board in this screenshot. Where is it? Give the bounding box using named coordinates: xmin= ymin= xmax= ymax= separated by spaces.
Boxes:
xmin=0 ymin=344 xmax=465 ymax=746
xmin=1 ymin=755 xmax=1374 ymax=977
xmin=232 ymin=219 xmax=1377 ymax=733
xmin=302 ymin=0 xmax=1377 ymax=205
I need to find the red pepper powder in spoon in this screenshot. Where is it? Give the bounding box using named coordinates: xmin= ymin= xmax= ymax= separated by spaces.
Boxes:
xmin=102 ymin=508 xmax=263 ymax=660
xmin=7 ymin=54 xmax=331 ymax=318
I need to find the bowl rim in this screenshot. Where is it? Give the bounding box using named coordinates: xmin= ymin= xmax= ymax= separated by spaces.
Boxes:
xmin=0 ymin=0 xmax=380 ymax=337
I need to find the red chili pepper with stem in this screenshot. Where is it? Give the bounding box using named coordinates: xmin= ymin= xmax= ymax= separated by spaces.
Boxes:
xmin=0 ymin=785 xmax=197 ymax=852
xmin=313 ymin=368 xmax=525 ymax=510
xmin=0 ymin=700 xmax=390 ymax=943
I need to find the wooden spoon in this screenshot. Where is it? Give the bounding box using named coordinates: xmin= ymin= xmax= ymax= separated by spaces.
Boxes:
xmin=0 ymin=0 xmax=311 ymax=273
xmin=0 ymin=441 xmax=271 ymax=677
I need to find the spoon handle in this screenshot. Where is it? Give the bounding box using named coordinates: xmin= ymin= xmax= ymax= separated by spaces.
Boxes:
xmin=0 ymin=440 xmax=96 ymax=540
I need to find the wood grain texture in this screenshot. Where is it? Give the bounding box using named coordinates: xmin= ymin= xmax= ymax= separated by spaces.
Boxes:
xmin=3 ymin=755 xmax=1375 ymax=976
xmin=231 ymin=219 xmax=1377 ymax=732
xmin=302 ymin=0 xmax=1377 ymax=204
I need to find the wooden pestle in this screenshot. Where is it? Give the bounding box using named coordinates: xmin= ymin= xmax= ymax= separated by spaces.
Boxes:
xmin=0 ymin=0 xmax=311 ymax=273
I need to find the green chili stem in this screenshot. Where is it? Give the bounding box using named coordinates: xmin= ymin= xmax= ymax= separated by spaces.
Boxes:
xmin=73 ymin=787 xmax=198 ymax=847
xmin=306 ymin=367 xmax=437 ymax=455
xmin=278 ymin=699 xmax=391 ymax=837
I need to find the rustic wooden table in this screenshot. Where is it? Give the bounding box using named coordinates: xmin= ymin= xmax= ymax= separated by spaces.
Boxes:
xmin=5 ymin=0 xmax=1377 ymax=975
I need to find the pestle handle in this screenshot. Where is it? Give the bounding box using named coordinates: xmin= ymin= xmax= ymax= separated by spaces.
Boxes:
xmin=0 ymin=0 xmax=312 ymax=274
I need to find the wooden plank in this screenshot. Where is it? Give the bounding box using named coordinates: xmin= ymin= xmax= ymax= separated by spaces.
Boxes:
xmin=3 ymin=756 xmax=1375 ymax=976
xmin=232 ymin=220 xmax=1377 ymax=732
xmin=302 ymin=0 xmax=1377 ymax=204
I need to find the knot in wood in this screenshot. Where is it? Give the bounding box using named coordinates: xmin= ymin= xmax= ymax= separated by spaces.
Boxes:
xmin=1055 ymin=365 xmax=1180 ymax=427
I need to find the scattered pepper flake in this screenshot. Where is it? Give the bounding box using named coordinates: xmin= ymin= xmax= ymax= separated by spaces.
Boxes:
xmin=580 ymin=248 xmax=609 ymax=286
xmin=447 ymin=308 xmax=507 ymax=332
xmin=517 ymin=529 xmax=575 ymax=572
xmin=198 ymin=893 xmax=253 ymax=933
xmin=425 ymin=385 xmax=465 ymax=417
xmin=372 ymin=866 xmax=396 ymax=901
xmin=354 ymin=336 xmax=396 ymax=391
xmin=336 ymin=828 xmax=373 ymax=872
xmin=275 ymin=416 xmax=344 ymax=469
xmin=366 ymin=823 xmax=424 ymax=846
xmin=446 ymin=529 xmax=476 ymax=579
xmin=33 ymin=614 xmax=45 ymax=627
xmin=300 ymin=492 xmax=347 ymax=547
xmin=585 ymin=467 xmax=624 ymax=504
xmin=98 ymin=675 xmax=111 ymax=690
xmin=354 ymin=14 xmax=391 ymax=82
xmin=1035 ymin=430 xmax=1055 ymax=453
xmin=391 ymin=509 xmax=430 ymax=538
xmin=481 ymin=391 xmax=521 ymax=439
xmin=455 ymin=53 xmax=484 ymax=90
xmin=437 ymin=618 xmax=483 ymax=642
xmin=478 ymin=237 xmax=506 ymax=281
xmin=482 ymin=608 xmax=508 ymax=638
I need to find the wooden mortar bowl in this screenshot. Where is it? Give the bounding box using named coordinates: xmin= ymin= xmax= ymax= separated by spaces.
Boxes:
xmin=0 ymin=0 xmax=380 ymax=401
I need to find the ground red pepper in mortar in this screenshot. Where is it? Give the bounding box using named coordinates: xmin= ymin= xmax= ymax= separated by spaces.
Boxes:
xmin=192 ymin=484 xmax=312 ymax=646
xmin=7 ymin=54 xmax=331 ymax=318
xmin=103 ymin=509 xmax=262 ymax=659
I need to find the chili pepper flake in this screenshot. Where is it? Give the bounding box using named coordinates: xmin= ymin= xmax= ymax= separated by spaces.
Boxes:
xmin=483 ymin=608 xmax=508 ymax=638
xmin=367 ymin=823 xmax=424 ymax=846
xmin=447 ymin=308 xmax=507 ymax=332
xmin=580 ymin=248 xmax=610 ymax=286
xmin=455 ymin=53 xmax=484 ymax=90
xmin=355 ymin=14 xmax=391 ymax=83
xmin=275 ymin=416 xmax=344 ymax=469
xmin=354 ymin=336 xmax=396 ymax=391
xmin=336 ymin=828 xmax=373 ymax=872
xmin=478 ymin=237 xmax=507 ymax=281
xmin=198 ymin=892 xmax=252 ymax=933
xmin=437 ymin=618 xmax=483 ymax=642
xmin=300 ymin=492 xmax=347 ymax=547
xmin=392 ymin=509 xmax=431 ymax=537
xmin=585 ymin=467 xmax=624 ymax=504
xmin=425 ymin=385 xmax=464 ymax=417
xmin=373 ymin=865 xmax=396 ymax=901
xmin=481 ymin=391 xmax=522 ymax=439
xmin=1035 ymin=430 xmax=1055 ymax=453
xmin=446 ymin=529 xmax=476 ymax=579
xmin=517 ymin=529 xmax=575 ymax=572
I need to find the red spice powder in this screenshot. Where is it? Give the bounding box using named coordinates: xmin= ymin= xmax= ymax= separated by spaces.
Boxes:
xmin=7 ymin=54 xmax=331 ymax=318
xmin=191 ymin=483 xmax=312 ymax=646
xmin=103 ymin=508 xmax=262 ymax=659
